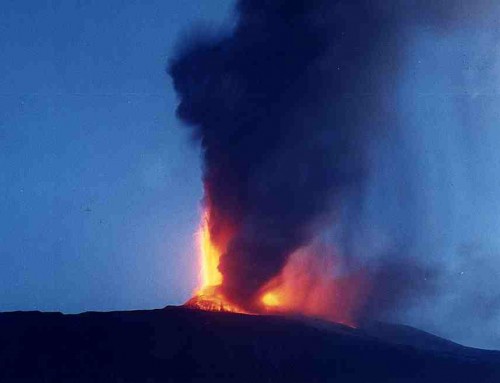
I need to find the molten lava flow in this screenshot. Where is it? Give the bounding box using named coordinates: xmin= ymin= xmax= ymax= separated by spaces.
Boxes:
xmin=185 ymin=212 xmax=365 ymax=323
xmin=199 ymin=213 xmax=222 ymax=289
xmin=184 ymin=211 xmax=246 ymax=313
xmin=261 ymin=292 xmax=280 ymax=308
xmin=258 ymin=245 xmax=367 ymax=327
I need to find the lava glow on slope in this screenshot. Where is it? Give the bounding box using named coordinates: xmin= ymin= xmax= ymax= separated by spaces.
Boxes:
xmin=184 ymin=211 xmax=364 ymax=327
xmin=257 ymin=247 xmax=368 ymax=327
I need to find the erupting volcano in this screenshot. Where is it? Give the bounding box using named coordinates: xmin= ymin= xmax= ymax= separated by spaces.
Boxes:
xmin=4 ymin=1 xmax=500 ymax=382
xmin=185 ymin=210 xmax=246 ymax=313
xmin=170 ymin=0 xmax=384 ymax=324
xmin=171 ymin=0 xmax=500 ymax=331
xmin=185 ymin=207 xmax=365 ymax=326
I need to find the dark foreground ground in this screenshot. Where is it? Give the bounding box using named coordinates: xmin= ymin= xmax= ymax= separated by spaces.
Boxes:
xmin=0 ymin=306 xmax=499 ymax=383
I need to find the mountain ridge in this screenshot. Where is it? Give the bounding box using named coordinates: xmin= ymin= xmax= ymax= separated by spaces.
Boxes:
xmin=0 ymin=306 xmax=498 ymax=382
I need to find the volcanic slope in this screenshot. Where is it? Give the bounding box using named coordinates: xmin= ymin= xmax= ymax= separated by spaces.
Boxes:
xmin=0 ymin=306 xmax=499 ymax=382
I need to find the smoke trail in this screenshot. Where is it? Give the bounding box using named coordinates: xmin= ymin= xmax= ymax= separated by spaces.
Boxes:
xmin=170 ymin=0 xmax=500 ymax=317
xmin=352 ymin=8 xmax=500 ymax=347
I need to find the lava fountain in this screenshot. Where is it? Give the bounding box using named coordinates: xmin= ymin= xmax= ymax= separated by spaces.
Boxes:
xmin=184 ymin=210 xmax=246 ymax=313
xmin=185 ymin=209 xmax=365 ymax=326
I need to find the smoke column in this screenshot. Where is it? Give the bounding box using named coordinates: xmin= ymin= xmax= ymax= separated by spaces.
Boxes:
xmin=170 ymin=0 xmax=500 ymax=345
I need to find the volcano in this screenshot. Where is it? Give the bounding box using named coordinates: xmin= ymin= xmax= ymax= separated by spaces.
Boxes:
xmin=1 ymin=307 xmax=499 ymax=382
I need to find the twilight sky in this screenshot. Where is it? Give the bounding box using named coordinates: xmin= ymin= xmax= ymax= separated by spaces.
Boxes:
xmin=1 ymin=1 xmax=500 ymax=350
xmin=0 ymin=0 xmax=234 ymax=313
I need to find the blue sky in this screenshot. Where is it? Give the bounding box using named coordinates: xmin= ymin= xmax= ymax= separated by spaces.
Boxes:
xmin=0 ymin=0 xmax=234 ymax=313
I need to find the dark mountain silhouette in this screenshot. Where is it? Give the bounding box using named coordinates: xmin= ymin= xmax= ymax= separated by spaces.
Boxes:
xmin=0 ymin=306 xmax=499 ymax=382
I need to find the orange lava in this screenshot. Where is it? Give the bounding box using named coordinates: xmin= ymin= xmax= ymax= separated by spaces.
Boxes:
xmin=185 ymin=210 xmax=366 ymax=324
xmin=185 ymin=210 xmax=246 ymax=313
xmin=199 ymin=213 xmax=223 ymax=289
xmin=258 ymin=245 xmax=367 ymax=327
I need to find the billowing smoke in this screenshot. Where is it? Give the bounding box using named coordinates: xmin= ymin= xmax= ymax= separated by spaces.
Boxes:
xmin=170 ymin=0 xmax=500 ymax=336
xmin=170 ymin=0 xmax=391 ymax=308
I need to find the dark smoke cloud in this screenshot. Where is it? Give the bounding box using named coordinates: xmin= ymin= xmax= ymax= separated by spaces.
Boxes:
xmin=169 ymin=0 xmax=499 ymax=314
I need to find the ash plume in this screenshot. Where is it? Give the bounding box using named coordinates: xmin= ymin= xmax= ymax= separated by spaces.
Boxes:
xmin=169 ymin=0 xmax=500 ymax=323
